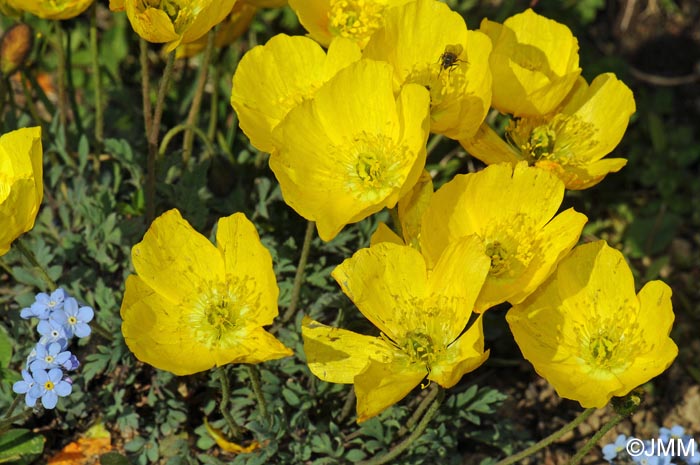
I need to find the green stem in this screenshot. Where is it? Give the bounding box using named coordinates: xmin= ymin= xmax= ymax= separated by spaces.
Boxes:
xmin=426 ymin=134 xmax=444 ymax=156
xmin=568 ymin=391 xmax=643 ymax=465
xmin=216 ymin=367 xmax=243 ymax=439
xmin=64 ymin=24 xmax=84 ymax=136
xmin=0 ymin=401 xmax=32 ymax=435
xmin=160 ymin=124 xmax=215 ymax=159
xmin=280 ymin=221 xmax=315 ymax=324
xmin=145 ymin=50 xmax=176 ymax=223
xmin=25 ymin=71 xmax=56 ymax=116
xmin=206 ymin=50 xmax=222 ymax=143
xmin=0 ymin=77 xmax=7 ymax=125
xmin=358 ymin=388 xmax=445 ymax=465
xmin=246 ymin=365 xmax=268 ymax=421
xmin=19 ymin=75 xmax=45 ymax=129
xmin=338 ymin=388 xmax=356 ymax=425
xmin=89 ymin=3 xmax=104 ymax=151
xmin=182 ymin=29 xmax=216 ymax=163
xmin=398 ymin=384 xmax=439 ymax=437
xmin=14 ymin=239 xmax=57 ymax=289
xmin=54 ymin=22 xmax=69 ymax=142
xmin=139 ymin=39 xmax=153 ymax=142
xmin=493 ymin=408 xmax=596 ymax=465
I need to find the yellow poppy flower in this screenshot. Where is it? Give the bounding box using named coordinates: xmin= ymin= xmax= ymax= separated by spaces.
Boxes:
xmin=507 ymin=241 xmax=678 ymax=408
xmin=0 ymin=127 xmax=43 ymax=257
xmin=463 ymin=73 xmax=635 ymax=190
xmin=303 ymin=237 xmax=491 ymax=422
xmin=481 ymin=8 xmax=581 ymax=117
xmin=7 ymin=0 xmax=93 ymax=19
xmin=175 ymin=2 xmax=257 ymax=59
xmin=362 ymin=0 xmax=492 ymax=140
xmin=421 ymin=162 xmax=587 ymax=312
xmin=270 ymin=59 xmax=430 ymax=242
xmin=288 ymin=0 xmax=411 ymax=49
xmin=231 ymin=34 xmax=361 ymax=154
xmin=370 ymin=170 xmax=432 ymax=249
xmin=110 ymin=0 xmax=236 ymax=52
xmin=120 ymin=209 xmax=292 ymax=376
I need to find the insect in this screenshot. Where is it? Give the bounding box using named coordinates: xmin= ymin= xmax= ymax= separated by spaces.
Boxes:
xmin=438 ymin=44 xmax=464 ymax=76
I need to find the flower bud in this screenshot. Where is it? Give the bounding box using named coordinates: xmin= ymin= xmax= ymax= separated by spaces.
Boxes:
xmin=0 ymin=23 xmax=33 ymax=76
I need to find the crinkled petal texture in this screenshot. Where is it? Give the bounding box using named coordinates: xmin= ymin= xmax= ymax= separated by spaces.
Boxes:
xmin=270 ymin=59 xmax=430 ymax=242
xmin=303 ymin=238 xmax=490 ymax=422
xmin=370 ymin=170 xmax=433 ymax=249
xmin=481 ymin=8 xmax=580 ymax=117
xmin=121 ymin=209 xmax=291 ymax=375
xmin=289 ymin=0 xmax=411 ymax=49
xmin=363 ymin=0 xmax=492 ymax=140
xmin=506 ymin=241 xmax=678 ymax=408
xmin=231 ymin=34 xmax=361 ymax=153
xmin=120 ymin=0 xmax=236 ymax=51
xmin=421 ymin=162 xmax=587 ymax=312
xmin=460 ymin=122 xmax=522 ymax=166
xmin=8 ymin=0 xmax=93 ymax=19
xmin=176 ymin=2 xmax=258 ymax=59
xmin=0 ymin=127 xmax=43 ymax=256
xmin=538 ymin=73 xmax=634 ymax=189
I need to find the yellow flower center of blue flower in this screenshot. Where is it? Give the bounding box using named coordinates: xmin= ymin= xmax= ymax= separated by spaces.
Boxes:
xmin=68 ymin=316 xmax=78 ymax=325
xmin=342 ymin=133 xmax=405 ymax=203
xmin=44 ymin=380 xmax=55 ymax=390
xmin=507 ymin=115 xmax=598 ymax=166
xmin=189 ymin=278 xmax=256 ymax=349
xmin=329 ymin=0 xmax=385 ymax=44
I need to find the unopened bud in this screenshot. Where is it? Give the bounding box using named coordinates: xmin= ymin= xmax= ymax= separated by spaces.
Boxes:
xmin=0 ymin=23 xmax=33 ymax=76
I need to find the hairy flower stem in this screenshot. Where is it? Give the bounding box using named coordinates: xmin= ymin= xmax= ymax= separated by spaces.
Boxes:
xmin=15 ymin=239 xmax=57 ymax=289
xmin=426 ymin=134 xmax=444 ymax=156
xmin=358 ymin=388 xmax=445 ymax=465
xmin=494 ymin=408 xmax=596 ymax=465
xmin=0 ymin=398 xmax=32 ymax=435
xmin=89 ymin=3 xmax=104 ymax=152
xmin=142 ymin=47 xmax=176 ymax=223
xmin=281 ymin=221 xmax=315 ymax=324
xmin=54 ymin=23 xmax=69 ymax=145
xmin=246 ymin=365 xmax=268 ymax=421
xmin=398 ymin=384 xmax=439 ymax=437
xmin=182 ymin=29 xmax=216 ymax=164
xmin=160 ymin=124 xmax=214 ymax=159
xmin=216 ymin=367 xmax=243 ymax=439
xmin=569 ymin=391 xmax=643 ymax=465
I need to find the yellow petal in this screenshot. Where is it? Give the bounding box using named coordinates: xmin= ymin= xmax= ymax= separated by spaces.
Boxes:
xmin=460 ymin=123 xmax=521 ymax=166
xmin=0 ymin=127 xmax=43 ymax=256
xmin=121 ymin=275 xmax=218 ymax=375
xmin=124 ymin=5 xmax=180 ymax=44
xmin=221 ymin=327 xmax=292 ymax=365
xmin=331 ymin=243 xmax=428 ymax=341
xmin=232 ymin=34 xmax=360 ymax=154
xmin=354 ymin=358 xmax=425 ymax=422
xmin=270 ymin=59 xmax=429 ymax=241
xmin=302 ymin=316 xmax=395 ymax=384
xmin=216 ymin=213 xmax=279 ymax=326
xmin=369 ymin=222 xmax=404 ymax=247
xmin=132 ymin=209 xmax=225 ymax=304
xmin=204 ymin=419 xmax=261 ymax=454
xmin=426 ymin=235 xmax=490 ymax=343
xmin=429 ymin=315 xmax=489 ymax=388
xmin=482 ymin=9 xmax=581 ymax=116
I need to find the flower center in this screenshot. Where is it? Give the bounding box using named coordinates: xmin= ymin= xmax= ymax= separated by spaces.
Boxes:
xmin=139 ymin=0 xmax=202 ymax=33
xmin=328 ymin=0 xmax=385 ymax=46
xmin=399 ymin=330 xmax=436 ymax=367
xmin=44 ymin=380 xmax=55 ymax=391
xmin=45 ymin=355 xmax=55 ymax=363
xmin=342 ymin=132 xmax=406 ymax=203
xmin=68 ymin=316 xmax=78 ymax=325
xmin=189 ymin=278 xmax=256 ymax=349
xmin=507 ymin=114 xmax=598 ymax=166
xmin=481 ymin=216 xmax=537 ymax=278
